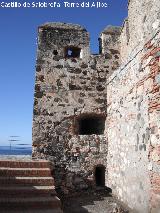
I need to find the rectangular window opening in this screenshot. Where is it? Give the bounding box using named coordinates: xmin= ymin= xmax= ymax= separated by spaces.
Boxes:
xmin=65 ymin=46 xmax=81 ymax=58
xmin=75 ymin=114 xmax=105 ymax=135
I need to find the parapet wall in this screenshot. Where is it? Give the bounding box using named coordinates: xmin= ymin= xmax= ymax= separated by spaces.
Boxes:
xmin=106 ymin=0 xmax=160 ymax=212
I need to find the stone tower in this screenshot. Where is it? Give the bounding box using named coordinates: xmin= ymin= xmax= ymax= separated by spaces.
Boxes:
xmin=32 ymin=22 xmax=121 ymax=192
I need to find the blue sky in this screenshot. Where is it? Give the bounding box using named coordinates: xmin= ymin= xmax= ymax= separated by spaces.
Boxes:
xmin=0 ymin=0 xmax=128 ymax=146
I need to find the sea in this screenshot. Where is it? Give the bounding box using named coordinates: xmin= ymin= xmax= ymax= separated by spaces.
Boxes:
xmin=0 ymin=146 xmax=32 ymax=155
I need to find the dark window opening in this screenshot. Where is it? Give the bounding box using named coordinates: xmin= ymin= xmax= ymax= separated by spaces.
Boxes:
xmin=53 ymin=50 xmax=58 ymax=55
xmin=95 ymin=165 xmax=105 ymax=187
xmin=65 ymin=47 xmax=81 ymax=58
xmin=76 ymin=115 xmax=105 ymax=135
xmin=72 ymin=156 xmax=78 ymax=162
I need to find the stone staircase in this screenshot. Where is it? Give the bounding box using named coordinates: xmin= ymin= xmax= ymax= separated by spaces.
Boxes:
xmin=0 ymin=160 xmax=62 ymax=213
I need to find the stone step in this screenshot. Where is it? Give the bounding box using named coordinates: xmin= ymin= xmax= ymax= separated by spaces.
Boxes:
xmin=0 ymin=167 xmax=52 ymax=177
xmin=0 ymin=196 xmax=61 ymax=211
xmin=0 ymin=186 xmax=56 ymax=197
xmin=0 ymin=159 xmax=62 ymax=212
xmin=0 ymin=176 xmax=54 ymax=186
xmin=0 ymin=160 xmax=51 ymax=168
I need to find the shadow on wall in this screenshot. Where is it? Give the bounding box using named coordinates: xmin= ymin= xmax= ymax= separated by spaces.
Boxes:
xmin=51 ymin=164 xmax=130 ymax=213
xmin=53 ymin=164 xmax=108 ymax=194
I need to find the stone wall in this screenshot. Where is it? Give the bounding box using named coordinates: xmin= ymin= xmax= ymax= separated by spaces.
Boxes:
xmin=32 ymin=0 xmax=160 ymax=212
xmin=106 ymin=0 xmax=160 ymax=212
xmin=120 ymin=0 xmax=160 ymax=63
xmin=32 ymin=23 xmax=120 ymax=193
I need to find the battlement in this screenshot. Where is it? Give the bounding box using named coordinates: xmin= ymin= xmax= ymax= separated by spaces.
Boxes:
xmin=99 ymin=25 xmax=121 ymax=55
xmin=39 ymin=22 xmax=87 ymax=31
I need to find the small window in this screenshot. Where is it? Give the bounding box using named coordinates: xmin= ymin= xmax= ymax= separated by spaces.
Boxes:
xmin=53 ymin=50 xmax=58 ymax=55
xmin=75 ymin=114 xmax=105 ymax=135
xmin=65 ymin=46 xmax=81 ymax=58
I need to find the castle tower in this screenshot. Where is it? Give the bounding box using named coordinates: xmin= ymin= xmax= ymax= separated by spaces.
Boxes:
xmin=32 ymin=23 xmax=121 ymax=192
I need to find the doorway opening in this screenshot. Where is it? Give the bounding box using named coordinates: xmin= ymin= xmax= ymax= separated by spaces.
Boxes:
xmin=95 ymin=165 xmax=105 ymax=187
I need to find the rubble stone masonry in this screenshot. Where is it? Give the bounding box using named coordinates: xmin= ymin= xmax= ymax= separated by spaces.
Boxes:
xmin=32 ymin=22 xmax=121 ymax=193
xmin=106 ymin=0 xmax=160 ymax=212
xmin=32 ymin=0 xmax=160 ymax=212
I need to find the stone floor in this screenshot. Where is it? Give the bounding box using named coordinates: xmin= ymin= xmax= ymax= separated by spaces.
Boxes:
xmin=60 ymin=188 xmax=131 ymax=213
